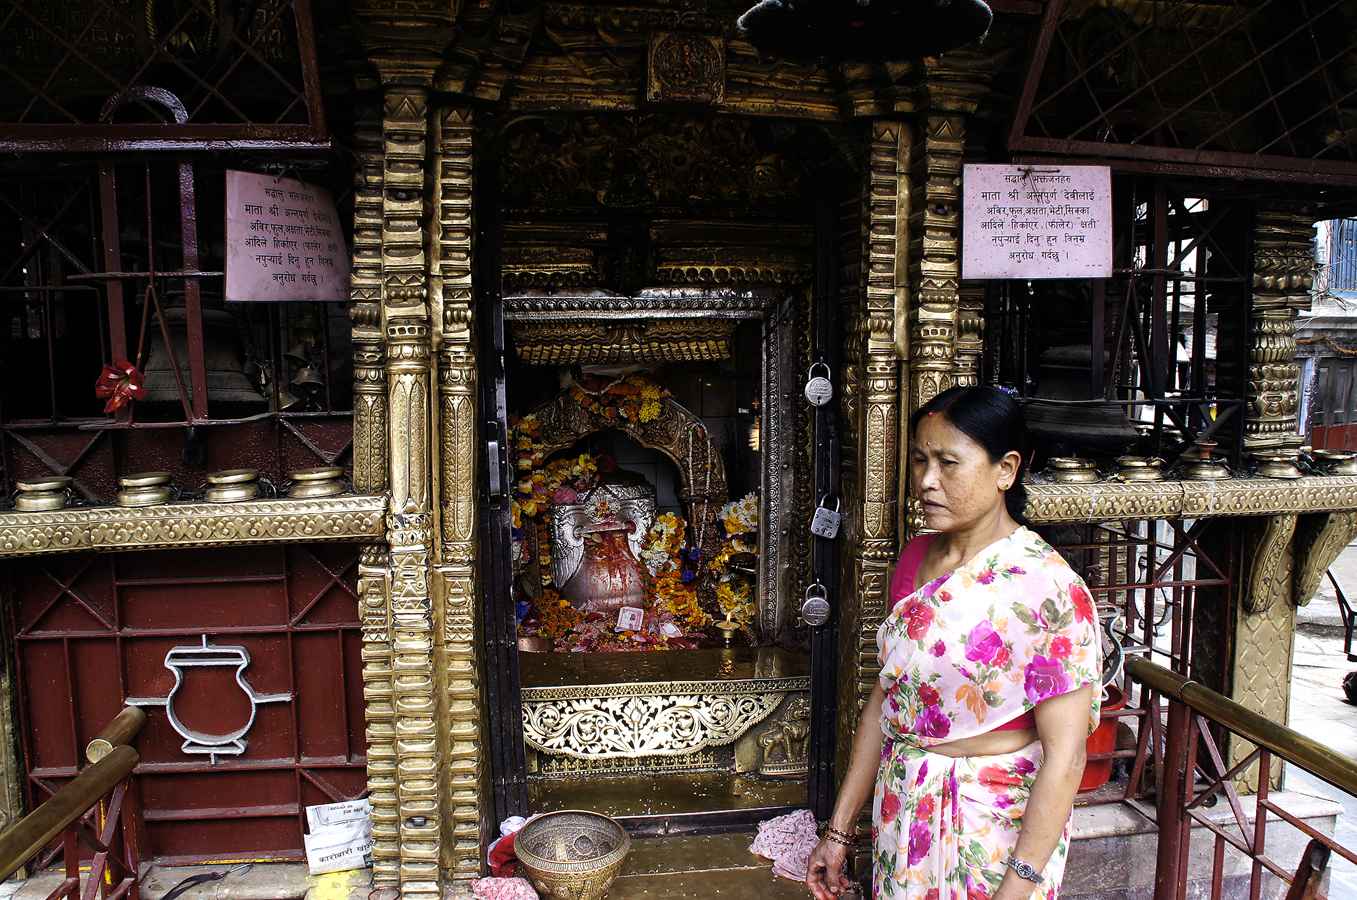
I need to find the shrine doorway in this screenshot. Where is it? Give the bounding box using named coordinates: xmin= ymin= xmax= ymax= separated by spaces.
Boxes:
xmin=476 ymin=292 xmax=828 ymax=831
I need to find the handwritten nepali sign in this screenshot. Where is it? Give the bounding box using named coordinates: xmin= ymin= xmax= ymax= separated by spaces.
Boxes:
xmin=224 ymin=170 xmax=349 ymax=302
xmin=961 ymin=164 xmax=1112 ymax=280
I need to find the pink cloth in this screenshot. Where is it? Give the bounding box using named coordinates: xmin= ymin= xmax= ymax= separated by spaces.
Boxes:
xmin=749 ymin=808 xmax=820 ymax=882
xmin=471 ymin=877 xmax=538 ymax=900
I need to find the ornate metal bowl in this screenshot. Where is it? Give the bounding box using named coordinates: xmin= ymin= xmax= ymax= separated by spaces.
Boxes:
xmin=515 ymin=810 xmax=631 ymax=900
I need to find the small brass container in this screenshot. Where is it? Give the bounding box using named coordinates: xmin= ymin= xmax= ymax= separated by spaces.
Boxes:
xmin=1182 ymin=456 xmax=1231 ymax=481
xmin=515 ymin=810 xmax=631 ymax=900
xmin=1253 ymin=451 xmax=1302 ymax=480
xmin=14 ymin=476 xmax=72 ymax=511
xmin=204 ymin=468 xmax=260 ymax=503
xmin=1312 ymin=449 xmax=1357 ymax=476
xmin=287 ymin=466 xmax=345 ymax=499
xmin=117 ymin=471 xmax=173 ymax=507
xmin=1046 ymin=457 xmax=1099 ymax=484
xmin=1115 ymin=456 xmax=1165 ymax=482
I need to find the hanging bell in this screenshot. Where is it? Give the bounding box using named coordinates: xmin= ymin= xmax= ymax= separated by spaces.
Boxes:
xmin=290 ymin=363 xmax=324 ymax=392
xmin=141 ymin=307 xmax=265 ymax=408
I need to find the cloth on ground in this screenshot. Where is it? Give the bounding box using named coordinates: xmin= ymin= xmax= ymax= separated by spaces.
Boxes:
xmin=750 ymin=808 xmax=820 ymax=882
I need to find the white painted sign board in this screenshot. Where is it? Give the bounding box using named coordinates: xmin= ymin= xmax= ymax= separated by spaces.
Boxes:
xmin=224 ymin=170 xmax=349 ymax=302
xmin=961 ymin=164 xmax=1112 ymax=280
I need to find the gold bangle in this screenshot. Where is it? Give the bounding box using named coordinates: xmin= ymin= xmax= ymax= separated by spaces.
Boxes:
xmin=824 ymin=824 xmax=855 ymax=842
xmin=823 ymin=830 xmax=855 ymax=848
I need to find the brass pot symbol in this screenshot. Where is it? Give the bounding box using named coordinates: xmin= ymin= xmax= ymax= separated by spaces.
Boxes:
xmin=128 ymin=636 xmax=290 ymax=764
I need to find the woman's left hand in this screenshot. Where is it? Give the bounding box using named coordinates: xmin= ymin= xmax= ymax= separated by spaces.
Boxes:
xmin=804 ymin=837 xmax=852 ymax=899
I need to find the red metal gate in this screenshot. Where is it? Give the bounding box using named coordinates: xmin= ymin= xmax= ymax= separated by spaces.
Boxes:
xmin=5 ymin=542 xmax=365 ymax=864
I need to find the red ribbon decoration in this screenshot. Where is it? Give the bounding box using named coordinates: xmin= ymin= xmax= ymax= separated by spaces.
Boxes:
xmin=94 ymin=359 xmax=146 ymax=413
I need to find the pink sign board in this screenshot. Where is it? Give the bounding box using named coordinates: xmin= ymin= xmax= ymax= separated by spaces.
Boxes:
xmin=961 ymin=164 xmax=1112 ymax=280
xmin=224 ymin=170 xmax=349 ymax=302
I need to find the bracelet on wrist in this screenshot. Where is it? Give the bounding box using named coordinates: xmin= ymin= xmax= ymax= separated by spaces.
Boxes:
xmin=822 ymin=831 xmax=854 ymax=849
xmin=824 ymin=824 xmax=856 ymax=843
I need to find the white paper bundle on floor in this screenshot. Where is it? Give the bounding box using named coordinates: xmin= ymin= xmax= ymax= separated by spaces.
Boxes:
xmin=304 ymin=799 xmax=374 ymax=875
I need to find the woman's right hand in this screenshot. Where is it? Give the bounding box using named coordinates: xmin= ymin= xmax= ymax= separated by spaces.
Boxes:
xmin=804 ymin=837 xmax=853 ymax=899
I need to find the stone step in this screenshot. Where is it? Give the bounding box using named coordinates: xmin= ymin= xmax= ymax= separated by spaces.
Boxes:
xmin=608 ymin=832 xmax=821 ymax=899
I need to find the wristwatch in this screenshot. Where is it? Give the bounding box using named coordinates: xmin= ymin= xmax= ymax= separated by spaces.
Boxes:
xmin=1005 ymin=854 xmax=1043 ymax=885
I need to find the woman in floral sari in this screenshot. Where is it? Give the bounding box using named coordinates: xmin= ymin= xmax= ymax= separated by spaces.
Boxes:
xmin=806 ymin=386 xmax=1101 ymax=900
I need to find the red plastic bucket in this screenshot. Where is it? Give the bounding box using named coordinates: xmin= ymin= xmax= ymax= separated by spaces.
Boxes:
xmin=1078 ymin=684 xmax=1126 ymax=793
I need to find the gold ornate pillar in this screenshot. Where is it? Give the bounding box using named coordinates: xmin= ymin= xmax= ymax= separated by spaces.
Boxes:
xmin=1245 ymin=208 xmax=1315 ymax=454
xmin=381 ymin=84 xmax=441 ymax=899
xmin=350 ymin=108 xmax=401 ymax=886
xmin=431 ymin=106 xmax=484 ymax=885
xmin=836 ymin=122 xmax=906 ymax=771
xmin=905 ymin=112 xmax=960 ymax=411
xmin=954 ymin=284 xmax=984 ymax=388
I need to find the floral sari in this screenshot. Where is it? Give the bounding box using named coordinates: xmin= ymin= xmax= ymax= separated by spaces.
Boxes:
xmin=872 ymin=527 xmax=1101 ymax=899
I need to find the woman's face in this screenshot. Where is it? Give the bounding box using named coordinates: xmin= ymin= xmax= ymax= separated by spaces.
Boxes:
xmin=909 ymin=413 xmax=1019 ymax=533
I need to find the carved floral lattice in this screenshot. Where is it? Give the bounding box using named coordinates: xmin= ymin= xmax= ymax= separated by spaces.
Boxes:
xmin=522 ymin=693 xmax=782 ymax=760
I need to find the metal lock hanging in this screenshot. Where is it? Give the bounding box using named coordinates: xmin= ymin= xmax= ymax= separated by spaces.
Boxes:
xmin=801 ymin=581 xmax=831 ymax=627
xmin=804 ymin=362 xmax=833 ymax=407
xmin=810 ymin=494 xmax=842 ymax=539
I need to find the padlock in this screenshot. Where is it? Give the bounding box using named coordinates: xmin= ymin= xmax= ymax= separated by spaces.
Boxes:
xmin=804 ymin=362 xmax=833 ymax=407
xmin=801 ymin=582 xmax=831 ymax=627
xmin=810 ymin=494 xmax=842 ymax=539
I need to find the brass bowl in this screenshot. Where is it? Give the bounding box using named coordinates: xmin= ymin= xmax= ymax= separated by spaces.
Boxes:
xmin=1182 ymin=457 xmax=1231 ymax=481
xmin=1115 ymin=456 xmax=1165 ymax=482
xmin=1312 ymin=450 xmax=1357 ymax=476
xmin=15 ymin=476 xmax=72 ymax=511
xmin=1253 ymin=452 xmax=1302 ymax=480
xmin=118 ymin=471 xmax=173 ymax=507
xmin=287 ymin=466 xmax=345 ymax=499
xmin=205 ymin=468 xmax=260 ymax=503
xmin=515 ymin=810 xmax=631 ymax=900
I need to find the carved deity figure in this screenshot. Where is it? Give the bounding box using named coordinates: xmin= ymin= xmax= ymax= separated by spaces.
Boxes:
xmin=551 ymin=477 xmax=656 ymax=616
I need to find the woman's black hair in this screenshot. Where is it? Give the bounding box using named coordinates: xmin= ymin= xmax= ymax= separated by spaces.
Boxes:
xmin=908 ymin=385 xmax=1030 ymax=525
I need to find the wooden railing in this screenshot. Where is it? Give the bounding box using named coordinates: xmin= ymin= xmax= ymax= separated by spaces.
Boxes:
xmin=0 ymin=707 xmax=145 ymax=899
xmin=1130 ymin=658 xmax=1355 ymax=900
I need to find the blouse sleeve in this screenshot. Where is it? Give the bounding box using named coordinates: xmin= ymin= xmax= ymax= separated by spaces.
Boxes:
xmin=1011 ymin=560 xmax=1103 ymax=731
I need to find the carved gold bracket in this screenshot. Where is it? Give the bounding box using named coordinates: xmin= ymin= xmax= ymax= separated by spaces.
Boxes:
xmin=1293 ymin=511 xmax=1357 ymax=607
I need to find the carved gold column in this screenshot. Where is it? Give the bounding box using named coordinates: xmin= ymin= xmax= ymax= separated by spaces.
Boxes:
xmin=350 ymin=108 xmax=400 ymax=887
xmin=431 ymin=105 xmax=484 ymax=885
xmin=954 ymin=284 xmax=984 ymax=388
xmin=836 ymin=122 xmax=905 ymax=773
xmin=1245 ymin=208 xmax=1315 ymax=454
xmin=905 ymin=112 xmax=960 ymax=411
xmin=381 ymin=84 xmax=441 ymax=899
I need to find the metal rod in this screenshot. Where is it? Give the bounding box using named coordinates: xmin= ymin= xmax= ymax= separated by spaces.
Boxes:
xmin=0 ymin=745 xmax=138 ymax=884
xmin=1129 ymin=658 xmax=1357 ymax=796
xmin=84 ymin=707 xmax=147 ymax=764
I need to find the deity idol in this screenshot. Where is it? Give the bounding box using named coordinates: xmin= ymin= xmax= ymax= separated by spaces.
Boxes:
xmin=550 ymin=476 xmax=656 ymax=617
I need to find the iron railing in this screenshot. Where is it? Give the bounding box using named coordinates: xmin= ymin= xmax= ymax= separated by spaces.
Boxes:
xmin=1132 ymin=657 xmax=1354 ymax=900
xmin=0 ymin=706 xmax=144 ymax=899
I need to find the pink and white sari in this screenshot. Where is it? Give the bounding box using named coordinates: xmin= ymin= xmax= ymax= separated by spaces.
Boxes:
xmin=872 ymin=527 xmax=1101 ymax=899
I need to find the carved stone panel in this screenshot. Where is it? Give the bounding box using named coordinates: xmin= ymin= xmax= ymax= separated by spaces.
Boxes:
xmin=647 ymin=33 xmax=725 ymax=105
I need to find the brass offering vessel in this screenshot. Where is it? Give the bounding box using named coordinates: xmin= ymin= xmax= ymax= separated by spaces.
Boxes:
xmin=204 ymin=469 xmax=260 ymax=503
xmin=14 ymin=476 xmax=73 ymax=511
xmin=1252 ymin=451 xmax=1302 ymax=480
xmin=1312 ymin=449 xmax=1357 ymax=476
xmin=287 ymin=466 xmax=345 ymax=499
xmin=1114 ymin=456 xmax=1165 ymax=482
xmin=117 ymin=472 xmax=173 ymax=507
xmin=1046 ymin=457 xmax=1099 ymax=484
xmin=514 ymin=810 xmax=631 ymax=900
xmin=1181 ymin=456 xmax=1230 ymax=480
